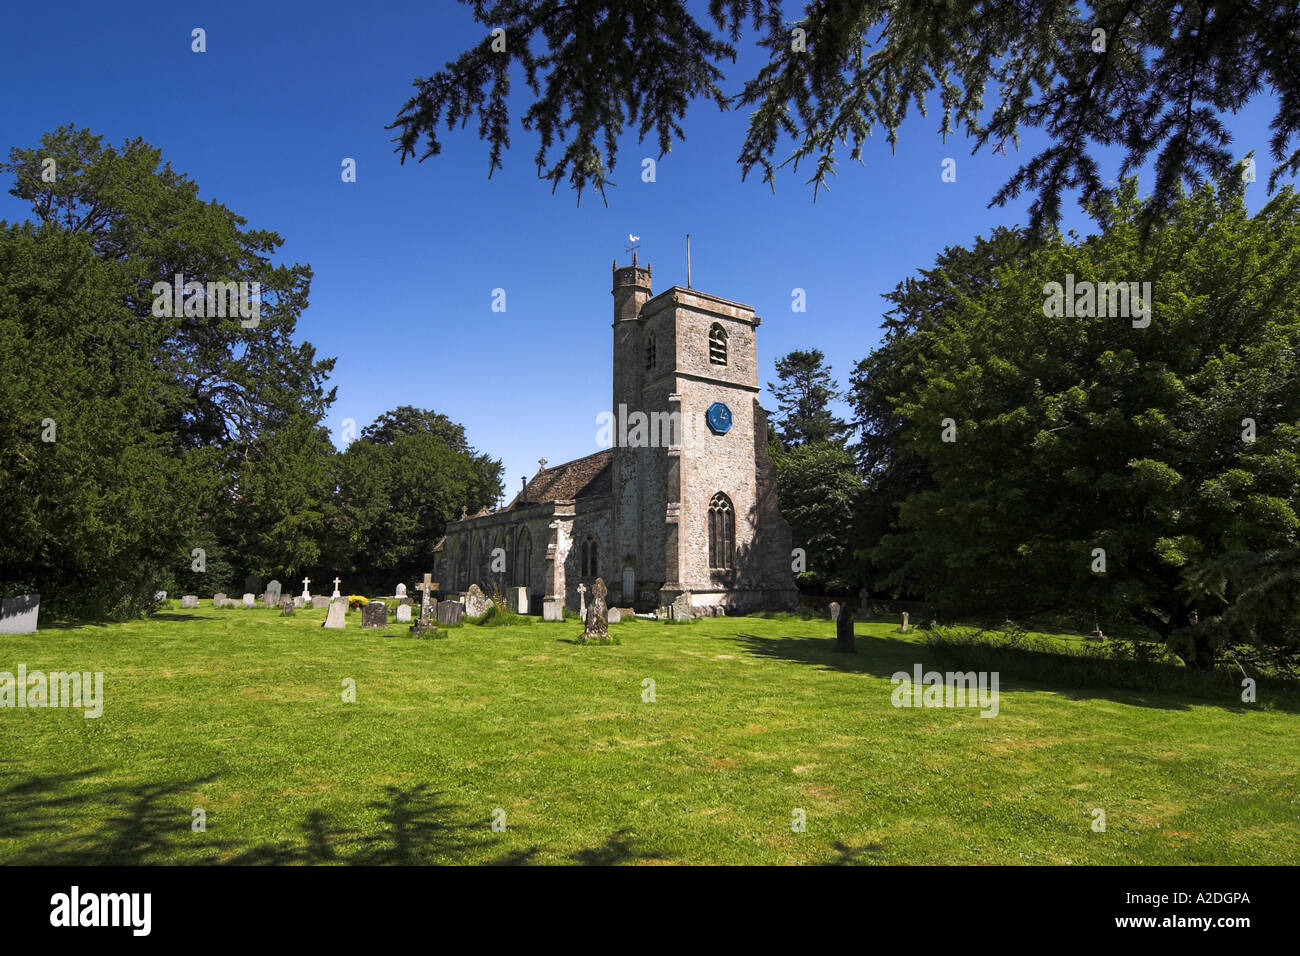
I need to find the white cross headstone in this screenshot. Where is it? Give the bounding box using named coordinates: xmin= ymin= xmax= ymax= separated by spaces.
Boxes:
xmin=301 ymin=577 xmax=311 ymax=601
xmin=332 ymin=577 xmax=342 ymax=599
xmin=578 ymin=583 xmax=587 ymax=619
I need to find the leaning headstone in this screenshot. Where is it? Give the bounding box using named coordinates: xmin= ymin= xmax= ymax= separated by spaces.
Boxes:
xmin=0 ymin=594 xmax=40 ymax=634
xmin=396 ymin=604 xmax=412 ymax=623
xmin=322 ymin=600 xmax=345 ymax=629
xmin=242 ymin=593 xmax=256 ymax=608
xmin=582 ymin=578 xmax=609 ymax=641
xmin=901 ymin=611 xmax=910 ymax=632
xmin=510 ymin=586 xmax=528 ymax=614
xmin=180 ymin=595 xmax=198 ymax=609
xmin=293 ymin=596 xmax=304 ymax=608
xmin=244 ymin=575 xmax=261 ymax=598
xmin=464 ymin=584 xmax=489 ymax=618
xmin=829 ymin=602 xmax=841 ymax=622
xmin=213 ymin=593 xmax=227 ymax=607
xmin=266 ymin=580 xmax=282 ymax=604
xmin=435 ymin=601 xmax=463 ymax=625
xmin=835 ymin=601 xmax=857 ymax=653
xmin=311 ymin=596 xmax=329 ymax=610
xmin=362 ymin=601 xmax=389 ymax=629
xmin=280 ymin=597 xmax=295 ymax=616
xmin=542 ymin=599 xmax=564 ymax=621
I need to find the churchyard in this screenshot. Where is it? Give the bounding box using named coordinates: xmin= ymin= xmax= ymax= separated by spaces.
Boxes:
xmin=2 ymin=603 xmax=1295 ymax=866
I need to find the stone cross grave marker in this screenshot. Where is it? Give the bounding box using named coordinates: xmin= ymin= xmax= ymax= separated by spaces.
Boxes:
xmin=578 ymin=583 xmax=587 ymax=619
xmin=331 ymin=577 xmax=342 ymax=599
xmin=301 ymin=577 xmax=311 ymax=601
xmin=416 ymin=574 xmax=434 ymax=613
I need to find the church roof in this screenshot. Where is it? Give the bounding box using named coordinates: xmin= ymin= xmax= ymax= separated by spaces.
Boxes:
xmin=509 ymin=449 xmax=613 ymax=510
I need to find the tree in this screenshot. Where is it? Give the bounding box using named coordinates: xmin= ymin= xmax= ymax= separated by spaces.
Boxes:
xmin=773 ymin=441 xmax=864 ymax=592
xmin=768 ymin=348 xmax=848 ymax=448
xmin=392 ymin=1 xmax=1299 ymax=232
xmin=333 ymin=408 xmax=504 ymax=589
xmin=0 ymin=127 xmax=337 ymax=616
xmin=849 ymin=177 xmax=1300 ymax=668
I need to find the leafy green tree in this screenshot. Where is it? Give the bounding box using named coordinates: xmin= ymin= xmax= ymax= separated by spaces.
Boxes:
xmin=767 ymin=348 xmax=847 ymax=448
xmin=0 ymin=127 xmax=336 ymax=616
xmin=393 ymin=1 xmax=1299 ymax=231
xmin=334 ymin=408 xmax=503 ymax=589
xmin=850 ymin=178 xmax=1300 ymax=668
xmin=773 ymin=441 xmax=864 ymax=592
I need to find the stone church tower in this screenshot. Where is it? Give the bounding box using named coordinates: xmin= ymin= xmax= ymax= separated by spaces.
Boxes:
xmin=435 ymin=256 xmax=797 ymax=616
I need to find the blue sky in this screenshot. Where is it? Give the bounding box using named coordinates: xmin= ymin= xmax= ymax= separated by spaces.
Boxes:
xmin=0 ymin=1 xmax=1285 ymax=492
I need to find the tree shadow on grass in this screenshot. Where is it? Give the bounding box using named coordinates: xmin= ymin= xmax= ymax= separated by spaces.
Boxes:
xmin=0 ymin=768 xmax=231 ymax=864
xmin=731 ymin=631 xmax=1295 ymax=714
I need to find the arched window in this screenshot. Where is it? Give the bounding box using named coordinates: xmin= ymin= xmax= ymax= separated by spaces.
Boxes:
xmin=515 ymin=528 xmax=532 ymax=589
xmin=580 ymin=536 xmax=599 ymax=577
xmin=456 ymin=541 xmax=468 ymax=590
xmin=645 ymin=330 xmax=656 ymax=370
xmin=708 ymin=493 xmax=734 ymax=570
xmin=471 ymin=535 xmax=484 ymax=588
xmin=708 ymin=324 xmax=727 ymax=366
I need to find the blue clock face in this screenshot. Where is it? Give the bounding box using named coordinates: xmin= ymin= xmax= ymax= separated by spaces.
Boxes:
xmin=706 ymin=402 xmax=732 ymax=435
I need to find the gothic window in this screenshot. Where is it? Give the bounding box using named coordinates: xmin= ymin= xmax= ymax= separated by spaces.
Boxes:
xmin=580 ymin=536 xmax=599 ymax=577
xmin=515 ymin=528 xmax=532 ymax=589
xmin=708 ymin=493 xmax=734 ymax=570
xmin=645 ymin=331 xmax=656 ymax=370
xmin=708 ymin=324 xmax=727 ymax=366
xmin=457 ymin=542 xmax=468 ymax=590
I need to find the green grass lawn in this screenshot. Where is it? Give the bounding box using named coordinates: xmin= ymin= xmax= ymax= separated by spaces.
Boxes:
xmin=2 ymin=607 xmax=1296 ymax=865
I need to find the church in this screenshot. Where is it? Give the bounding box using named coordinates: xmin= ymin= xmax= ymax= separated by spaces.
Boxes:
xmin=433 ymin=255 xmax=798 ymax=616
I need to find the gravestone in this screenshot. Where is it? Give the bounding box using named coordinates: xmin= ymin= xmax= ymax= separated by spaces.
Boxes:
xmin=464 ymin=584 xmax=489 ymax=618
xmin=153 ymin=590 xmax=167 ymax=602
xmin=510 ymin=586 xmax=528 ymax=615
xmin=396 ymin=604 xmax=412 ymax=623
xmin=311 ymin=596 xmax=329 ymax=610
xmin=361 ymin=601 xmax=389 ymax=629
xmin=542 ymin=599 xmax=564 ymax=621
xmin=242 ymin=593 xmax=256 ymax=608
xmin=244 ymin=575 xmax=261 ymax=598
xmin=322 ymin=600 xmax=345 ymax=629
xmin=671 ymin=592 xmax=693 ymax=621
xmin=416 ymin=574 xmax=434 ymax=614
xmin=582 ymin=578 xmax=609 ymax=640
xmin=577 ymin=583 xmax=587 ymax=619
xmin=435 ymin=601 xmax=463 ymax=625
xmin=395 ymin=583 xmax=407 ymax=600
xmin=0 ymin=594 xmax=40 ymax=634
xmin=181 ymin=595 xmax=198 ymax=609
xmin=280 ymin=597 xmax=295 ymax=616
xmin=1087 ymin=624 xmax=1105 ymax=641
xmin=293 ymin=596 xmax=304 ymax=608
xmin=300 ymin=577 xmax=312 ymax=601
xmin=829 ymin=602 xmax=841 ymax=622
xmin=835 ymin=601 xmax=857 ymax=654
xmin=607 ymin=607 xmax=621 ymax=625
xmin=213 ymin=593 xmax=226 ymax=607
xmin=263 ymin=591 xmax=275 ymax=607
xmin=266 ymin=580 xmax=282 ymax=604
xmin=410 ymin=599 xmax=439 ymax=637
xmin=901 ymin=611 xmax=910 ymax=632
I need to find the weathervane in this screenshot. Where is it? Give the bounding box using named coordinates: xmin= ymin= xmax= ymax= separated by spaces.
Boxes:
xmin=624 ymin=233 xmax=640 ymax=258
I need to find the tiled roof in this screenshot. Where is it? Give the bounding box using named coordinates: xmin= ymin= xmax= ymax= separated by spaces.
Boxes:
xmin=510 ymin=450 xmax=613 ymax=508
xmin=453 ymin=450 xmax=613 ymax=521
